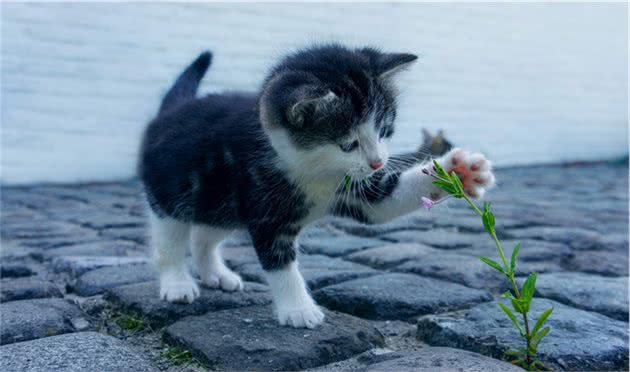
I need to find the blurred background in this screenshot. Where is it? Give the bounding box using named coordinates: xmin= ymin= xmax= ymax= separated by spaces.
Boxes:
xmin=1 ymin=2 xmax=627 ymax=184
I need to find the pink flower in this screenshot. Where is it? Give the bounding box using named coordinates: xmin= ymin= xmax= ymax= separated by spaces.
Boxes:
xmin=421 ymin=197 xmax=434 ymax=210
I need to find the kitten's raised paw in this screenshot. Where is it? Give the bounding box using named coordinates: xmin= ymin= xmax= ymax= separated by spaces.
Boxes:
xmin=277 ymin=303 xmax=325 ymax=329
xmin=438 ymin=148 xmax=495 ymax=199
xmin=160 ymin=272 xmax=200 ymax=303
xmin=201 ymin=269 xmax=244 ymax=292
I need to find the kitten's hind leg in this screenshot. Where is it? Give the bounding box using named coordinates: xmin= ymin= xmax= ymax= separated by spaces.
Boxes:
xmin=191 ymin=225 xmax=243 ymax=291
xmin=150 ymin=211 xmax=199 ymax=303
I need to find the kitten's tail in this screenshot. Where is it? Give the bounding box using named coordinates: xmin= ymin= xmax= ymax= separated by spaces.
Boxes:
xmin=158 ymin=51 xmax=212 ymax=114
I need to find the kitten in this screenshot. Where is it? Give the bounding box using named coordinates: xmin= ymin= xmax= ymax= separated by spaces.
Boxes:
xmin=138 ymin=44 xmax=495 ymax=329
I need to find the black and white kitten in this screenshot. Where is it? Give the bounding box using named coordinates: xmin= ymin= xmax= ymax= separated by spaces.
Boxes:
xmin=139 ymin=44 xmax=495 ymax=329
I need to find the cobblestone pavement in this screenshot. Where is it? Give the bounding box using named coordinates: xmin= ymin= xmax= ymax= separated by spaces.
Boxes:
xmin=1 ymin=162 xmax=628 ymax=371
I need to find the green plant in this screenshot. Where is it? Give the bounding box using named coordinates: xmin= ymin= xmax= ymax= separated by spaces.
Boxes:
xmin=115 ymin=313 xmax=145 ymax=333
xmin=426 ymin=160 xmax=553 ymax=371
xmin=162 ymin=345 xmax=194 ymax=365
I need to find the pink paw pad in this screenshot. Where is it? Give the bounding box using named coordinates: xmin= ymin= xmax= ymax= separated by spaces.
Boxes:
xmin=438 ymin=148 xmax=495 ymax=199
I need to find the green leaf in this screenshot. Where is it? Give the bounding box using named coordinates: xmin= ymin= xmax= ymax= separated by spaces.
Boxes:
xmin=450 ymin=171 xmax=464 ymax=195
xmin=510 ymin=243 xmax=520 ymax=274
xmin=502 ymin=291 xmax=517 ymax=300
xmin=479 ymin=256 xmax=505 ymax=274
xmin=511 ymin=298 xmax=525 ymax=314
xmin=498 ymin=303 xmax=524 ymax=337
xmin=521 ymin=272 xmax=538 ymax=311
xmin=482 ymin=211 xmax=496 ymax=234
xmin=531 ymin=359 xmax=547 ymax=371
xmin=504 ymin=349 xmax=522 ymax=356
xmin=530 ymin=326 xmax=551 ymax=352
xmin=483 ymin=201 xmax=491 ymax=213
xmin=502 ymin=291 xmax=526 ymax=313
xmin=432 ymin=160 xmax=450 ymax=180
xmin=432 ymin=180 xmax=456 ymax=195
xmin=532 ymin=307 xmax=554 ymax=337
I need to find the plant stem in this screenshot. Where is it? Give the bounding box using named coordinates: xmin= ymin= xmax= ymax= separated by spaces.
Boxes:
xmin=462 ymin=193 xmax=532 ymax=365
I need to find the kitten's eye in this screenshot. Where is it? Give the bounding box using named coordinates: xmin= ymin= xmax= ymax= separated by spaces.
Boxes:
xmin=340 ymin=140 xmax=359 ymax=152
xmin=379 ymin=126 xmax=389 ymax=139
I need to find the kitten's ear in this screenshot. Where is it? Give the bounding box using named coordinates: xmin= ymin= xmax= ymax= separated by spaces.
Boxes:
xmin=288 ymin=88 xmax=338 ymax=127
xmin=422 ymin=128 xmax=432 ymax=142
xmin=378 ymin=53 xmax=418 ymax=79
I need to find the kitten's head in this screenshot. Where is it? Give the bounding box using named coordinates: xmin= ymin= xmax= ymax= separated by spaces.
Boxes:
xmin=260 ymin=44 xmax=417 ymax=180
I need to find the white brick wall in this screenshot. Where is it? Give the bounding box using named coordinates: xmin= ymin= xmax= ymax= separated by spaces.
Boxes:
xmin=1 ymin=2 xmax=627 ymax=184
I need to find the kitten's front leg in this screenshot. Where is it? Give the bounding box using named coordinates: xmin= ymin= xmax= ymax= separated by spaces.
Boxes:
xmin=366 ymin=148 xmax=495 ymax=223
xmin=251 ymin=232 xmax=324 ymax=329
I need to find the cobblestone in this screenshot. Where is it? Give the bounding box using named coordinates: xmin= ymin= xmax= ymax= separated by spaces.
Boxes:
xmin=72 ymin=263 xmax=156 ymax=296
xmin=0 ymin=263 xmax=34 ymax=278
xmin=0 ymin=278 xmax=62 ymax=302
xmin=0 ymin=332 xmax=157 ymax=371
xmin=532 ymin=272 xmax=628 ymax=321
xmin=564 ymin=249 xmax=629 ymax=276
xmin=0 ymin=163 xmax=627 ymax=370
xmin=364 ymin=347 xmax=523 ymax=372
xmin=314 ymin=273 xmax=492 ymax=320
xmin=51 ymin=255 xmax=149 ymax=276
xmin=346 ymin=243 xmax=439 ymax=269
xmin=1 ymin=298 xmax=88 ymax=345
xmin=39 ymin=240 xmax=143 ymax=259
xmin=299 ymin=234 xmax=385 ymax=257
xmin=106 ymin=280 xmax=271 ymax=327
xmin=395 ymin=251 xmax=510 ymax=291
xmin=417 ymin=299 xmax=629 ymax=371
xmin=164 ymin=305 xmax=384 ymax=371
xmin=381 ymin=228 xmax=488 ymax=249
xmin=235 ymin=254 xmax=377 ymax=290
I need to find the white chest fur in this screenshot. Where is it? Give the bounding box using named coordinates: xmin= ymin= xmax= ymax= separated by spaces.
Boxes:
xmin=266 ymin=127 xmax=346 ymax=223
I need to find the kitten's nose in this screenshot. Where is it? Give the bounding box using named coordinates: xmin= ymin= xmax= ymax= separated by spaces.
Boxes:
xmin=369 ymin=160 xmax=383 ymax=170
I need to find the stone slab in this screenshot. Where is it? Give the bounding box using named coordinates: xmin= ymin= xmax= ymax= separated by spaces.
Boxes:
xmin=563 ymin=249 xmax=629 ymax=277
xmin=73 ymin=263 xmax=156 ymax=296
xmin=164 ymin=305 xmax=384 ymax=371
xmin=459 ymin=239 xmax=572 ymax=276
xmin=51 ymin=255 xmax=149 ymax=276
xmin=346 ymin=243 xmax=441 ymax=269
xmin=314 ymin=273 xmax=492 ymax=321
xmin=236 ymin=254 xmax=377 ymax=290
xmin=99 ymin=227 xmax=147 ymax=244
xmin=505 ymin=227 xmax=604 ymax=251
xmin=380 ymin=228 xmax=489 ymax=250
xmin=299 ymin=234 xmax=385 ymax=257
xmin=0 ymin=331 xmax=156 ymax=371
xmin=417 ymin=299 xmax=629 ymax=371
xmin=0 ymin=298 xmax=87 ymax=345
xmin=395 ymin=251 xmax=509 ymax=291
xmin=0 ymin=278 xmax=62 ymax=302
xmin=364 ymin=347 xmax=523 ymax=372
xmin=532 ymin=272 xmax=628 ymax=321
xmin=40 ymin=240 xmax=143 ymax=258
xmin=106 ymin=280 xmax=271 ymax=327
xmin=0 ymin=263 xmax=34 ymax=278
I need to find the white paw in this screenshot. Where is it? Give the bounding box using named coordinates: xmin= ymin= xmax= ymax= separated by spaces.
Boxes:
xmin=160 ymin=271 xmax=200 ymax=303
xmin=201 ymin=269 xmax=244 ymax=292
xmin=277 ymin=302 xmax=325 ymax=329
xmin=436 ymin=148 xmax=496 ymax=199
